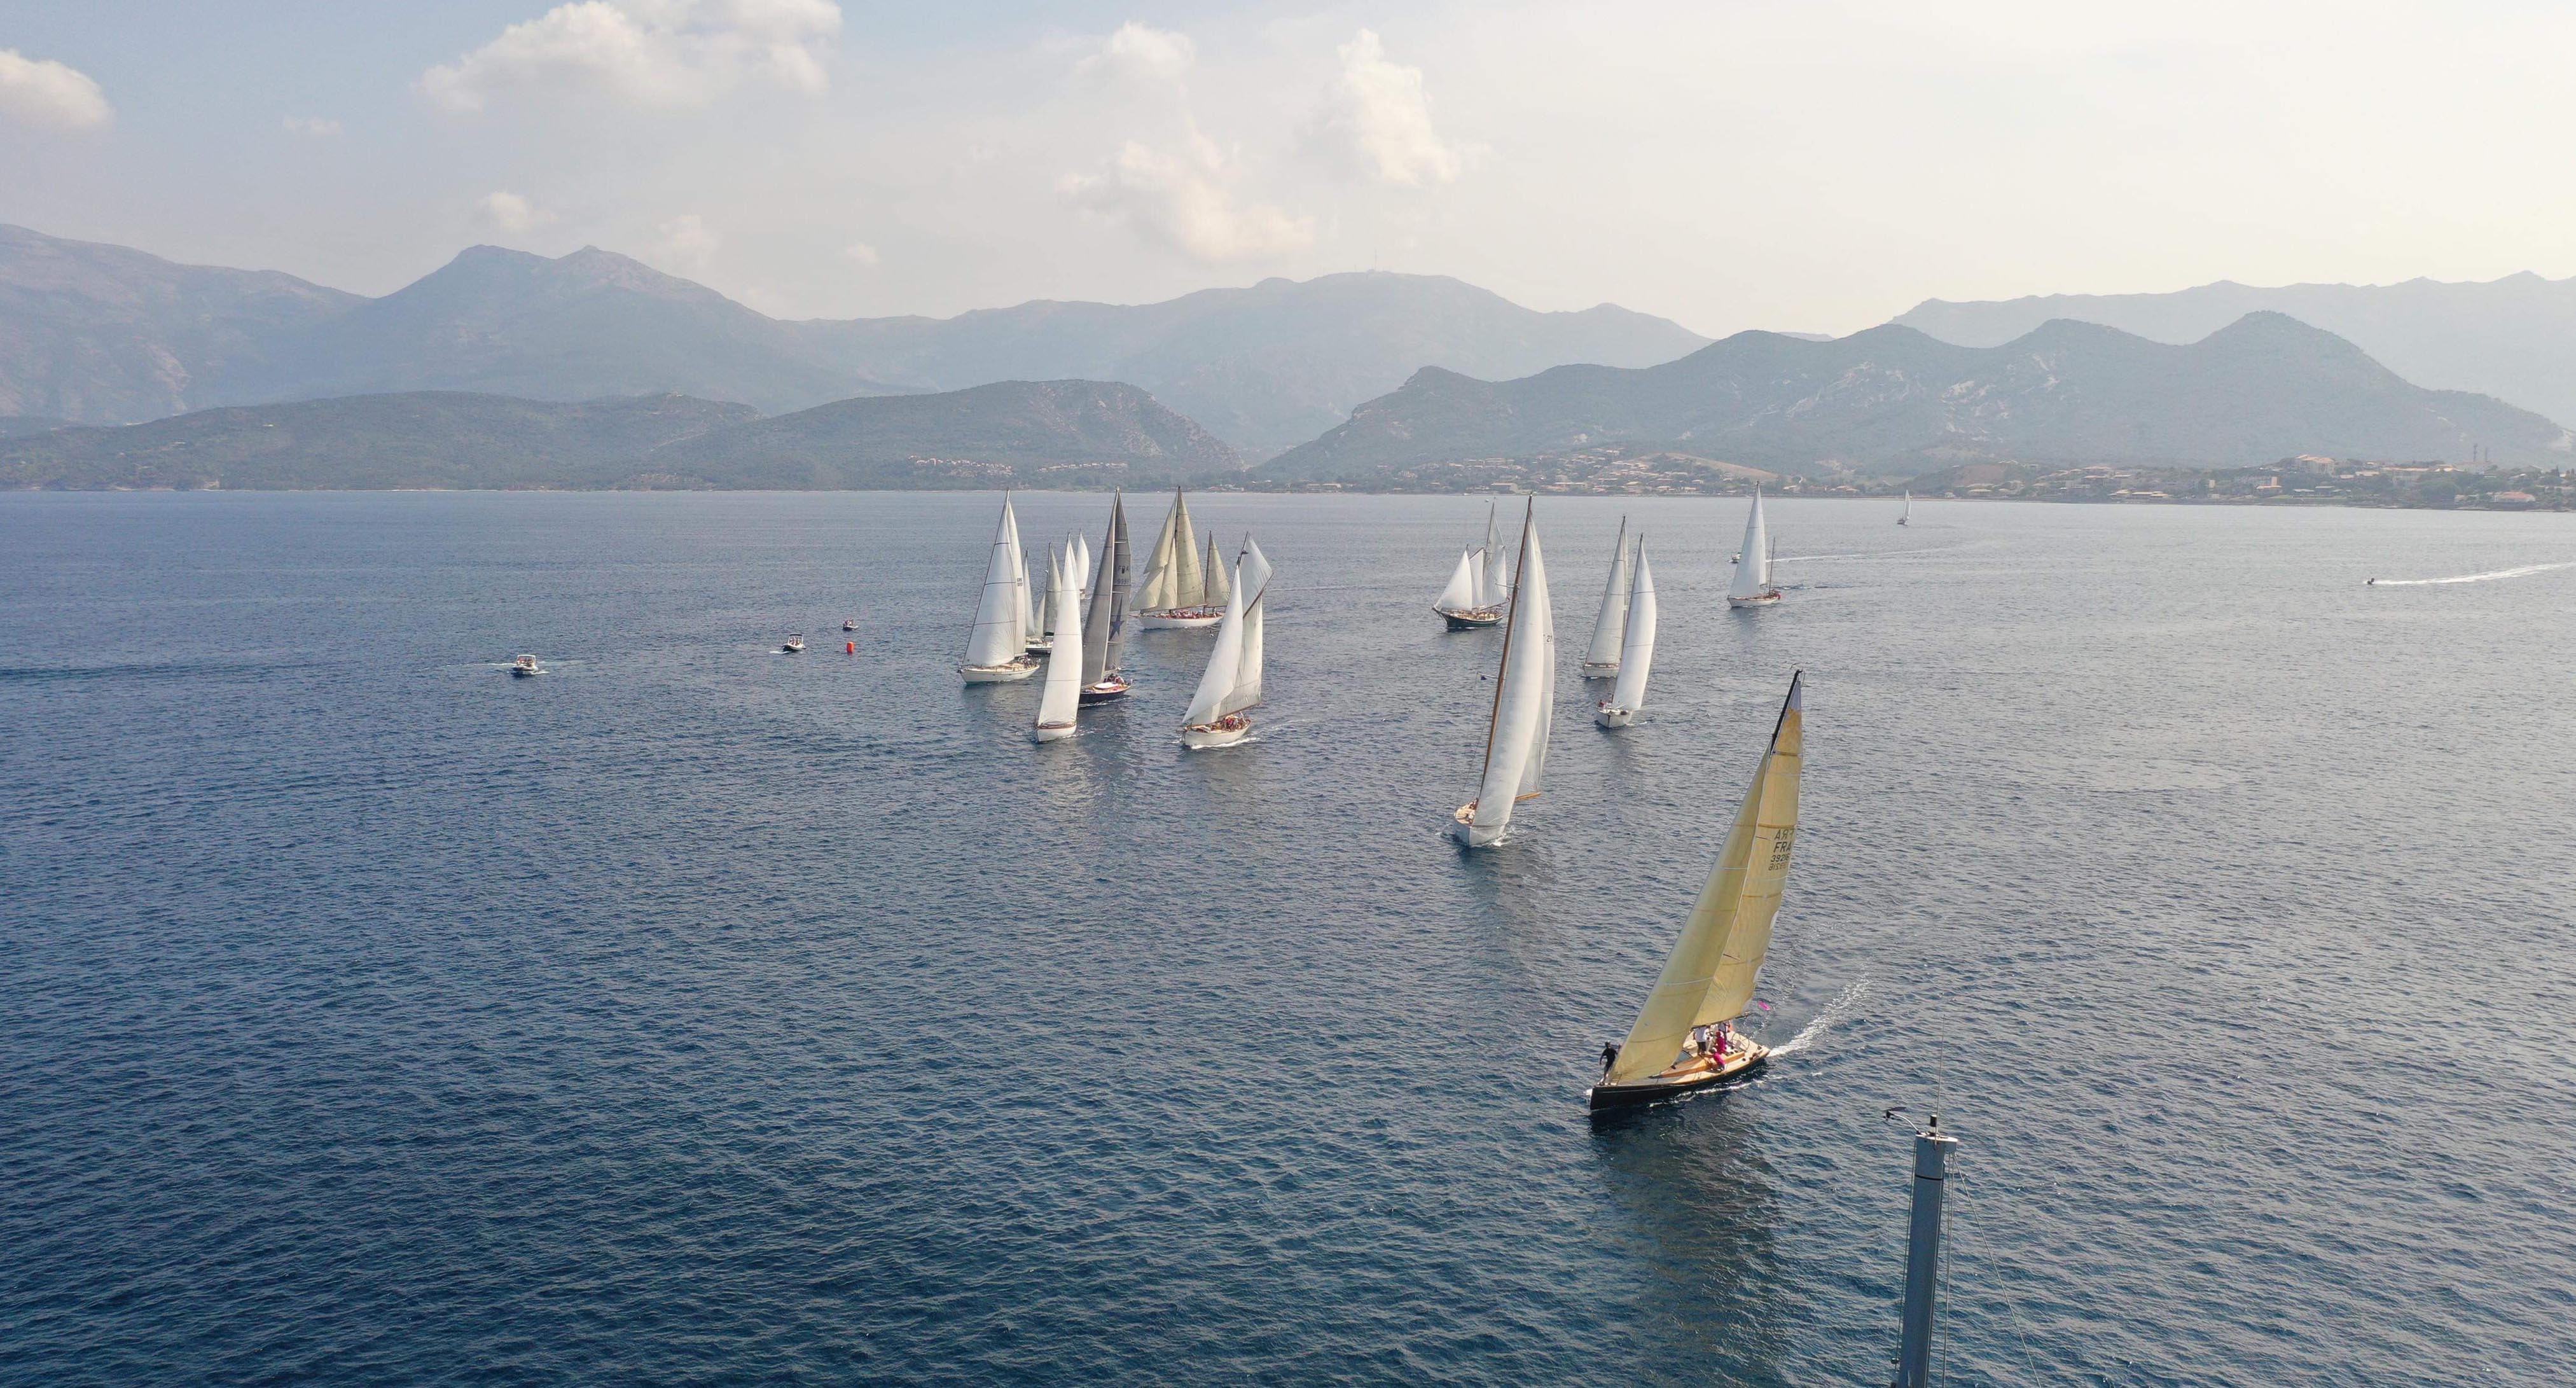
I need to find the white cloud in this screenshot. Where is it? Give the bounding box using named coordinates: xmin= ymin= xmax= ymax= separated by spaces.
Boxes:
xmin=420 ymin=0 xmax=840 ymax=113
xmin=1313 ymin=29 xmax=1463 ymax=187
xmin=0 ymin=48 xmax=112 ymax=131
xmin=282 ymin=116 xmax=342 ymax=137
xmin=1077 ymin=22 xmax=1196 ymax=86
xmin=1063 ymin=132 xmax=1315 ymax=263
xmin=480 ymin=191 xmax=556 ymax=233
xmin=843 ymin=240 xmax=880 ymax=267
xmin=655 ymin=212 xmax=722 ymax=268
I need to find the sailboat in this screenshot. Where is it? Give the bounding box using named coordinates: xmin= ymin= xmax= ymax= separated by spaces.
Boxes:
xmin=1588 ymin=672 xmax=1804 ymax=1112
xmin=1233 ymin=536 xmax=1271 ymax=710
xmin=1432 ymin=503 xmax=1513 ymax=628
xmin=1594 ymin=541 xmax=1657 ymax=728
xmin=1178 ymin=537 xmax=1273 ymax=748
xmin=1451 ymin=501 xmax=1555 ymax=847
xmin=1897 ymin=492 xmax=1912 ymax=527
xmin=1030 ymin=551 xmax=1086 ymax=742
xmin=1727 ymin=488 xmax=1783 ymax=607
xmin=1030 ymin=541 xmax=1067 ymax=653
xmin=1136 ymin=489 xmax=1223 ymax=628
xmin=1077 ymin=492 xmax=1134 ymax=702
xmin=960 ymin=496 xmax=1041 ymax=681
xmin=1580 ymin=518 xmax=1635 ymax=677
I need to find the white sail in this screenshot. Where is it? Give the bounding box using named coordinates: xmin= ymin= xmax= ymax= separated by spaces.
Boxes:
xmin=1040 ymin=543 xmax=1067 ymax=638
xmin=1582 ymin=520 xmax=1633 ymax=669
xmin=1467 ymin=550 xmax=1489 ymax=608
xmin=1479 ymin=503 xmax=1513 ymax=608
xmin=1033 ymin=560 xmax=1084 ymax=733
xmin=1170 ymin=492 xmax=1204 ymax=607
xmin=1137 ymin=500 xmax=1181 ymax=611
xmin=1901 ymin=492 xmax=1912 ymax=524
xmin=999 ymin=496 xmax=1030 ymax=650
xmin=1457 ymin=505 xmax=1553 ymax=843
xmin=964 ymin=501 xmax=1024 ymax=667
xmin=1200 ymin=532 xmax=1230 ymax=607
xmin=1603 ymin=674 xmax=1804 ymax=1086
xmin=1181 ymin=571 xmax=1247 ymax=726
xmin=1605 ymin=545 xmax=1657 ymax=712
xmin=1435 ymin=550 xmax=1478 ymax=611
xmin=1223 ymin=536 xmax=1271 ymax=715
xmin=1728 ymin=489 xmax=1773 ymax=600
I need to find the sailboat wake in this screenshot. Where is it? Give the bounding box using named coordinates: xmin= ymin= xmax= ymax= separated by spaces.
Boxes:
xmin=1766 ymin=978 xmax=1870 ymax=1057
xmin=2369 ymin=561 xmax=2575 ymax=586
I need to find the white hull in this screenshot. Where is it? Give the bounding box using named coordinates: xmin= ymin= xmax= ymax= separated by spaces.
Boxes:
xmin=960 ymin=656 xmax=1040 ymax=683
xmin=1728 ymin=591 xmax=1782 ymax=607
xmin=1030 ymin=721 xmax=1077 ymax=744
xmin=1580 ymin=660 xmax=1619 ymax=678
xmin=1026 ymin=637 xmax=1053 ymax=653
xmin=1180 ymin=719 xmax=1252 ymax=749
xmin=1595 ymin=704 xmax=1637 ymax=727
xmin=1139 ymin=609 xmax=1222 ymax=629
xmin=1079 ymin=676 xmax=1132 ymax=703
xmin=1449 ymin=804 xmax=1505 ymax=847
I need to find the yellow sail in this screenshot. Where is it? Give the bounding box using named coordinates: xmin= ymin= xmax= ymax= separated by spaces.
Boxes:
xmin=1603 ymin=672 xmax=1804 ymax=1087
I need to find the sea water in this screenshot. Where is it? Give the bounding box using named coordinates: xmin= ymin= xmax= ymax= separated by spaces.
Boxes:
xmin=3 ymin=491 xmax=2571 ymax=1385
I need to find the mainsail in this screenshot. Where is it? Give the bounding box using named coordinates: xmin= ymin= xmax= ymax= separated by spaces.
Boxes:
xmin=1200 ymin=532 xmax=1230 ymax=608
xmin=1224 ymin=536 xmax=1273 ymax=715
xmin=1001 ymin=496 xmax=1032 ymax=649
xmin=1583 ymin=520 xmax=1634 ymax=669
xmin=1728 ymin=489 xmax=1774 ymax=601
xmin=1457 ymin=502 xmax=1553 ymax=843
xmin=1170 ymin=493 xmax=1204 ymax=607
xmin=1479 ymin=504 xmax=1513 ymax=608
xmin=1137 ymin=499 xmax=1181 ymax=611
xmin=1080 ymin=493 xmax=1132 ymax=686
xmin=1181 ymin=571 xmax=1247 ymax=726
xmin=1603 ymin=672 xmax=1804 ymax=1086
xmin=964 ymin=499 xmax=1025 ymax=667
xmin=1033 ymin=561 xmax=1085 ymax=733
xmin=1605 ymin=543 xmax=1658 ymax=712
xmin=1040 ymin=542 xmax=1068 ymax=639
xmin=1435 ymin=550 xmax=1478 ymax=612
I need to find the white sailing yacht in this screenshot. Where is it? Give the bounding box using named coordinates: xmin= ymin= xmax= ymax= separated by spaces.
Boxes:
xmin=1179 ymin=572 xmax=1248 ymax=749
xmin=1451 ymin=501 xmax=1555 ymax=847
xmin=1594 ymin=541 xmax=1658 ymax=728
xmin=1580 ymin=519 xmax=1635 ymax=677
xmin=1077 ymin=492 xmax=1134 ymax=702
xmin=1432 ymin=503 xmax=1511 ymax=628
xmin=1727 ymin=488 xmax=1783 ymax=607
xmin=960 ymin=496 xmax=1041 ymax=682
xmin=1136 ymin=489 xmax=1223 ymax=628
xmin=1588 ymin=672 xmax=1804 ymax=1112
xmin=1030 ymin=552 xmax=1086 ymax=742
xmin=1897 ymin=492 xmax=1912 ymax=527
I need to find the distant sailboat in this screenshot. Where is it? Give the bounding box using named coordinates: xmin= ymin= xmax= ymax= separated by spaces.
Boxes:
xmin=1594 ymin=541 xmax=1657 ymax=728
xmin=1078 ymin=492 xmax=1134 ymax=702
xmin=1588 ymin=672 xmax=1805 ymax=1112
xmin=1451 ymin=501 xmax=1555 ymax=847
xmin=1897 ymin=492 xmax=1912 ymax=527
xmin=1727 ymin=488 xmax=1783 ymax=607
xmin=1580 ymin=518 xmax=1635 ymax=677
xmin=1432 ymin=504 xmax=1509 ymax=628
xmin=1031 ymin=551 xmax=1085 ymax=742
xmin=1179 ymin=553 xmax=1261 ymax=749
xmin=1137 ymin=489 xmax=1223 ymax=628
xmin=960 ymin=496 xmax=1041 ymax=682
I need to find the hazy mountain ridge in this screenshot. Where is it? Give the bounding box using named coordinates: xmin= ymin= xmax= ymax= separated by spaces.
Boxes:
xmin=0 ymin=382 xmax=1234 ymax=490
xmin=0 ymin=226 xmax=1705 ymax=452
xmin=1894 ymin=272 xmax=2576 ymax=429
xmin=1264 ymin=312 xmax=2572 ymax=481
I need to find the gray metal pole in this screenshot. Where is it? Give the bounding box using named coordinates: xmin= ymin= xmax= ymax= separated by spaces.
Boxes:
xmin=1892 ymin=1116 xmax=1957 ymax=1388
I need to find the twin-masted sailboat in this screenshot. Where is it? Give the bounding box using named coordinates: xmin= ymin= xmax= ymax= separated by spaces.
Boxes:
xmin=1136 ymin=489 xmax=1226 ymax=629
xmin=1588 ymin=672 xmax=1804 ymax=1112
xmin=1451 ymin=500 xmax=1554 ymax=847
xmin=1179 ymin=538 xmax=1273 ymax=749
xmin=1593 ymin=541 xmax=1657 ymax=728
xmin=959 ymin=495 xmax=1042 ymax=682
xmin=1727 ymin=487 xmax=1783 ymax=607
xmin=1431 ymin=503 xmax=1513 ymax=628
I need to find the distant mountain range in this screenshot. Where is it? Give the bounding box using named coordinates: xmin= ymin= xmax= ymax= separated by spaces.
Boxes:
xmin=0 ymin=382 xmax=1232 ymax=491
xmin=0 ymin=225 xmax=1704 ymax=456
xmin=1894 ymin=272 xmax=2576 ymax=430
xmin=1264 ymin=312 xmax=2572 ymax=482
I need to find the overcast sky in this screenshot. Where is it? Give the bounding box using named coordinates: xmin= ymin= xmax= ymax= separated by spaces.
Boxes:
xmin=5 ymin=1 xmax=2573 ymax=334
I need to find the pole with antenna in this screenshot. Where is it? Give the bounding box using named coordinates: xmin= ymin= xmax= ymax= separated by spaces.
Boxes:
xmin=1892 ymin=1114 xmax=1957 ymax=1388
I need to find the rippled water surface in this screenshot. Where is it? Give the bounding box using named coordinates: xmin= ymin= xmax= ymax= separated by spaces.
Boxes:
xmin=4 ymin=491 xmax=2572 ymax=1385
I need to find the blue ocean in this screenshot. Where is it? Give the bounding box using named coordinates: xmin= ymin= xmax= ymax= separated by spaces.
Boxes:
xmin=3 ymin=490 xmax=2570 ymax=1385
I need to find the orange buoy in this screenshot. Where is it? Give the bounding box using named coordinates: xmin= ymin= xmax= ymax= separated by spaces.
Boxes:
xmin=845 ymin=641 xmax=855 ymax=654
